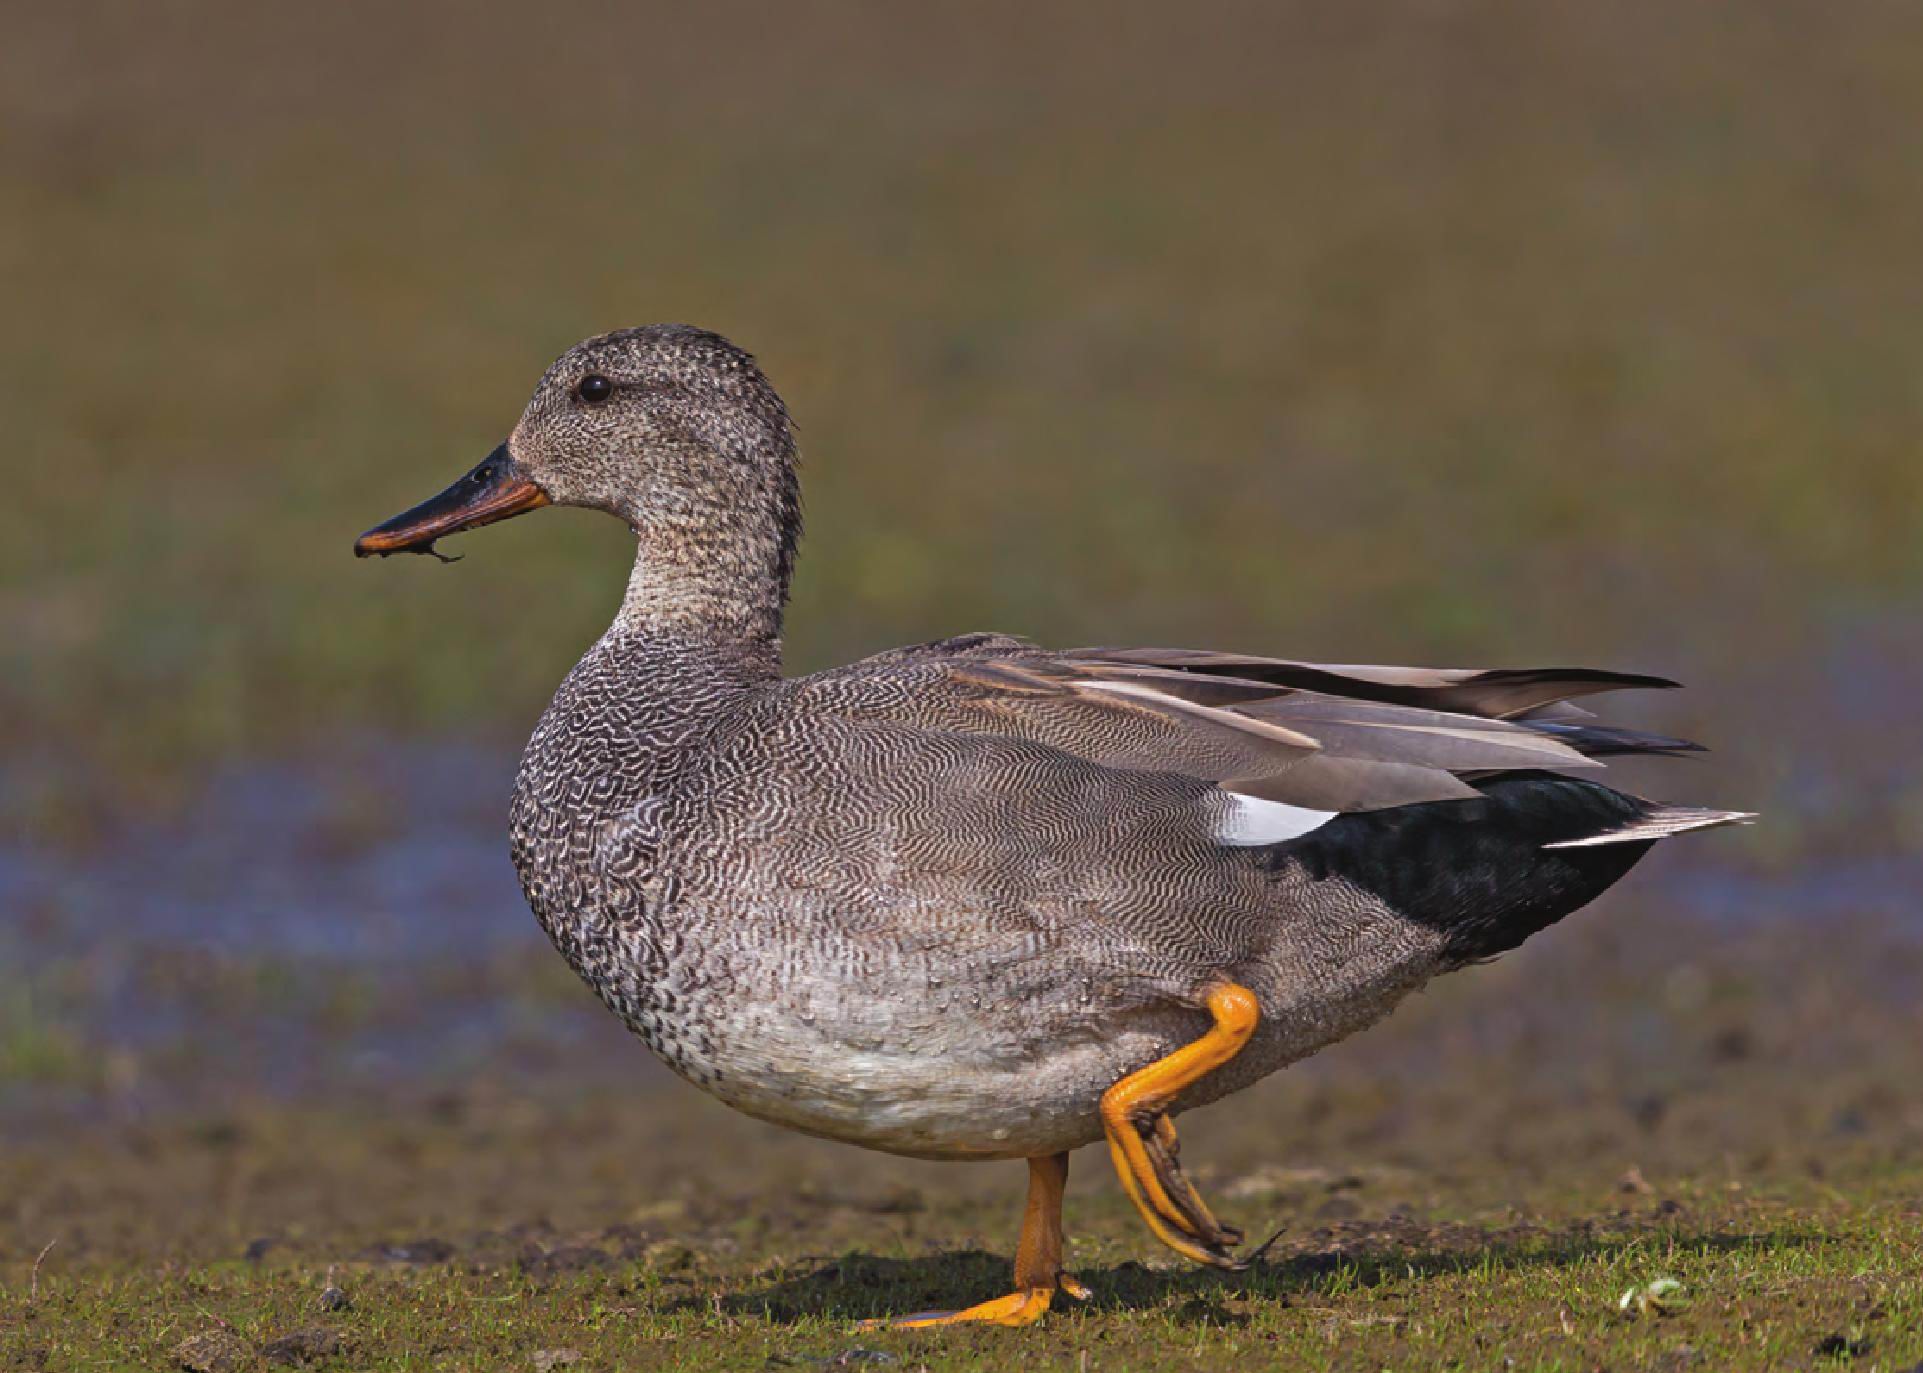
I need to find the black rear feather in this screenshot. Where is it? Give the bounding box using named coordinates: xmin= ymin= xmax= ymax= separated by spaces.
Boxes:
xmin=1262 ymin=772 xmax=1661 ymax=966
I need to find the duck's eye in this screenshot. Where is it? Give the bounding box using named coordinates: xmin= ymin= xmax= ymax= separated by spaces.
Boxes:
xmin=577 ymin=374 xmax=613 ymax=405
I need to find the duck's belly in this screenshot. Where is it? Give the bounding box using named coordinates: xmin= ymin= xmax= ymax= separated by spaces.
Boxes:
xmin=696 ymin=1014 xmax=1131 ymax=1159
xmin=621 ymin=957 xmax=1193 ymax=1160
xmin=542 ymin=874 xmax=1454 ymax=1161
xmin=645 ymin=989 xmax=1424 ymax=1160
xmin=597 ymin=948 xmax=1433 ymax=1162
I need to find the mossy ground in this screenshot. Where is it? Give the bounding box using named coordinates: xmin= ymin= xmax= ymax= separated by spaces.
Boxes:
xmin=5 ymin=1092 xmax=1920 ymax=1372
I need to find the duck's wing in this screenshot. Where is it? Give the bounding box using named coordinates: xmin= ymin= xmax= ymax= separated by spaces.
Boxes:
xmin=1064 ymin=647 xmax=1681 ymax=718
xmin=811 ymin=649 xmax=1325 ymax=796
xmin=816 ymin=640 xmax=1699 ymax=817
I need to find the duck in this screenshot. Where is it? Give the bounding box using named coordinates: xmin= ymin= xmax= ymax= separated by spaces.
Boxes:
xmin=355 ymin=325 xmax=1751 ymax=1327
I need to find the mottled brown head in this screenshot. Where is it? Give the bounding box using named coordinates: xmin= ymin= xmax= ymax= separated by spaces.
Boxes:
xmin=356 ymin=325 xmax=802 ymax=646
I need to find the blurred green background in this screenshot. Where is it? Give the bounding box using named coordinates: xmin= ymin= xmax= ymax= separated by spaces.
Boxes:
xmin=2 ymin=2 xmax=1920 ymax=1126
xmin=5 ymin=1 xmax=1917 ymax=820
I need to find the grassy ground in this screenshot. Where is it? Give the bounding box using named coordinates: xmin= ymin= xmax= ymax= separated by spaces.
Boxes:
xmin=5 ymin=1094 xmax=1920 ymax=1371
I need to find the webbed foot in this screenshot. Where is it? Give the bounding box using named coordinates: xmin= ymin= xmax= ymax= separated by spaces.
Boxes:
xmin=1099 ymin=982 xmax=1259 ymax=1269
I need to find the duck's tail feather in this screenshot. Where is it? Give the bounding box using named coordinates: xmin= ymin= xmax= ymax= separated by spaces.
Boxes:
xmin=1515 ymin=718 xmax=1707 ymax=759
xmin=1542 ymin=804 xmax=1757 ymax=850
xmin=1269 ymin=772 xmax=1752 ymax=968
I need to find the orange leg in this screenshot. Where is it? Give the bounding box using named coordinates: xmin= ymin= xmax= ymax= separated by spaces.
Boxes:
xmin=868 ymin=1152 xmax=1090 ymax=1329
xmin=1100 ymin=982 xmax=1259 ymax=1269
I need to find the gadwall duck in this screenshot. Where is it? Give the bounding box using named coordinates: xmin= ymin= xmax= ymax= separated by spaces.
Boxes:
xmin=356 ymin=325 xmax=1750 ymax=1327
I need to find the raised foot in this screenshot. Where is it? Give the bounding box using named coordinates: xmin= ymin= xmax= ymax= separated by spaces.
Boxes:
xmin=861 ymin=1278 xmax=1088 ymax=1329
xmin=1100 ymin=983 xmax=1260 ymax=1270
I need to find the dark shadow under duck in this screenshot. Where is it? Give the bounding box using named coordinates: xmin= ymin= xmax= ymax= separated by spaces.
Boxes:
xmin=355 ymin=324 xmax=1751 ymax=1327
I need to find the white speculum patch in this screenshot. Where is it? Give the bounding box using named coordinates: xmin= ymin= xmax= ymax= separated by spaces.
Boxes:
xmin=1213 ymin=791 xmax=1338 ymax=847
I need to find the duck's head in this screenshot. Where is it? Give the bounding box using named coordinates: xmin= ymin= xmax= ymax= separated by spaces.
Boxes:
xmin=356 ymin=325 xmax=801 ymax=640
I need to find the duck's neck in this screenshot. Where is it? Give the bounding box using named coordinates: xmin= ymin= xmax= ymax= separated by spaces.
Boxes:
xmin=601 ymin=410 xmax=802 ymax=679
xmin=610 ymin=543 xmax=785 ymax=680
xmin=607 ymin=453 xmax=801 ymax=679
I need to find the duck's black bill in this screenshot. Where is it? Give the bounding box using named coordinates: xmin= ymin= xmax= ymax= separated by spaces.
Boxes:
xmin=354 ymin=444 xmax=550 ymax=559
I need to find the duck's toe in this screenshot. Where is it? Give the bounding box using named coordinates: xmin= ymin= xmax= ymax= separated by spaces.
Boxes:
xmin=861 ymin=1285 xmax=1057 ymax=1329
xmin=1105 ymin=1118 xmax=1249 ymax=1270
xmin=1148 ymin=1113 xmax=1245 ymax=1247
